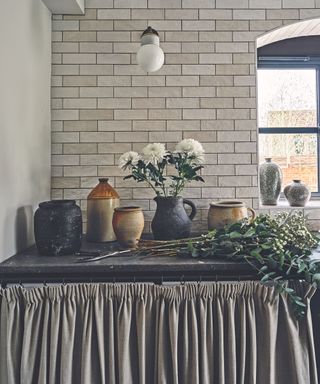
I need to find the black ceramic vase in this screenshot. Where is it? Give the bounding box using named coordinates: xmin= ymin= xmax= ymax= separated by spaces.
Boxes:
xmin=34 ymin=200 xmax=82 ymax=256
xmin=151 ymin=196 xmax=196 ymax=240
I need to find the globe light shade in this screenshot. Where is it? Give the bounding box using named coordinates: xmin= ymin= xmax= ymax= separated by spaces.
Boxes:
xmin=137 ymin=44 xmax=164 ymax=73
xmin=137 ymin=26 xmax=164 ymax=73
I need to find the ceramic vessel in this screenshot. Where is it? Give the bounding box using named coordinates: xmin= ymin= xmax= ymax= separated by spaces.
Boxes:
xmin=259 ymin=158 xmax=282 ymax=205
xmin=86 ymin=178 xmax=120 ymax=242
xmin=34 ymin=200 xmax=82 ymax=256
xmin=284 ymin=179 xmax=311 ymax=207
xmin=112 ymin=206 xmax=144 ymax=248
xmin=151 ymin=196 xmax=196 ymax=240
xmin=208 ymin=200 xmax=256 ymax=230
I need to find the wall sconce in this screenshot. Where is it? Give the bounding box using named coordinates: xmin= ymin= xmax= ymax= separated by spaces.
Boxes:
xmin=137 ymin=26 xmax=164 ymax=73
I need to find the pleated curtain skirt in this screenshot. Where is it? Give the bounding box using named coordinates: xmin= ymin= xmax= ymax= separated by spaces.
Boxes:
xmin=0 ymin=282 xmax=317 ymax=384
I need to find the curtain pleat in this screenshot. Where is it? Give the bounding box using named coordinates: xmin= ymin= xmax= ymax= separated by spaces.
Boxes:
xmin=0 ymin=282 xmax=317 ymax=384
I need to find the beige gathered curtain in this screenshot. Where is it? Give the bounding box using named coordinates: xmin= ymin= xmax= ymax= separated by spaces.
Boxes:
xmin=0 ymin=282 xmax=317 ymax=384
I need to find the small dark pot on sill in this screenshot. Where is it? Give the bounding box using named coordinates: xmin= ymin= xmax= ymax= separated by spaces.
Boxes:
xmin=151 ymin=196 xmax=196 ymax=240
xmin=34 ymin=200 xmax=82 ymax=256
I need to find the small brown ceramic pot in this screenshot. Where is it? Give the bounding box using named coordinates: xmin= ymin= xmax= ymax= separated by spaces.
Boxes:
xmin=208 ymin=200 xmax=256 ymax=230
xmin=112 ymin=206 xmax=144 ymax=248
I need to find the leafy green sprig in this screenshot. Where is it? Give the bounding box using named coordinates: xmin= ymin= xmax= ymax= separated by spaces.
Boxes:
xmin=135 ymin=211 xmax=320 ymax=318
xmin=178 ymin=211 xmax=320 ymax=318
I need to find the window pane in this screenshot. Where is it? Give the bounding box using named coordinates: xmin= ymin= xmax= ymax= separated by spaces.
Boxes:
xmin=259 ymin=134 xmax=318 ymax=192
xmin=257 ymin=69 xmax=317 ymax=128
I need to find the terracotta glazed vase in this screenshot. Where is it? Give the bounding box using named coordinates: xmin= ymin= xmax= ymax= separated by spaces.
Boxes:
xmin=112 ymin=206 xmax=144 ymax=248
xmin=151 ymin=196 xmax=196 ymax=240
xmin=208 ymin=200 xmax=256 ymax=230
xmin=86 ymin=178 xmax=120 ymax=242
xmin=34 ymin=200 xmax=82 ymax=256
xmin=259 ymin=158 xmax=282 ymax=205
xmin=284 ymin=179 xmax=311 ymax=207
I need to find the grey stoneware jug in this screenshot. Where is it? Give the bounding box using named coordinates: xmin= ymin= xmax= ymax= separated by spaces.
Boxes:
xmin=151 ymin=196 xmax=196 ymax=240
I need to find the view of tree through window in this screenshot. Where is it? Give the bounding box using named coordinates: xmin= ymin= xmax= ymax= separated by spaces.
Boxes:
xmin=258 ymin=69 xmax=318 ymax=192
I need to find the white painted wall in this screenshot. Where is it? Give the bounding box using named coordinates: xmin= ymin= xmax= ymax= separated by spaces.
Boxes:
xmin=0 ymin=0 xmax=51 ymax=260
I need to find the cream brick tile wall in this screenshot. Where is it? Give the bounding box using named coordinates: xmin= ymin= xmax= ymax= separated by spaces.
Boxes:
xmin=52 ymin=0 xmax=320 ymax=232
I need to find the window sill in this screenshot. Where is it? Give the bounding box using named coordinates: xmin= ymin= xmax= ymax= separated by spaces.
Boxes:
xmin=260 ymin=199 xmax=320 ymax=209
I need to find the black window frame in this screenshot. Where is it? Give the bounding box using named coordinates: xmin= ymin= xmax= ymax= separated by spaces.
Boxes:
xmin=257 ymin=55 xmax=320 ymax=197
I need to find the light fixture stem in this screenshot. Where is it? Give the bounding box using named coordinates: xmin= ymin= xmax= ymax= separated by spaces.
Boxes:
xmin=141 ymin=26 xmax=159 ymax=37
xmin=141 ymin=33 xmax=160 ymax=46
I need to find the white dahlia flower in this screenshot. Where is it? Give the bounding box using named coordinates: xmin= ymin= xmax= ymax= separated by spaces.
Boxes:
xmin=118 ymin=151 xmax=140 ymax=170
xmin=175 ymin=139 xmax=205 ymax=163
xmin=142 ymin=143 xmax=167 ymax=165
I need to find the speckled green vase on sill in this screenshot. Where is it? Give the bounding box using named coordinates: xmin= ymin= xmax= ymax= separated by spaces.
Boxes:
xmin=259 ymin=158 xmax=282 ymax=205
xmin=284 ymin=180 xmax=311 ymax=207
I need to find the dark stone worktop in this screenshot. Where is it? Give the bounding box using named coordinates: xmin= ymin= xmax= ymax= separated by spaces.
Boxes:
xmin=0 ymin=237 xmax=256 ymax=284
xmin=1 ymin=237 xmax=319 ymax=285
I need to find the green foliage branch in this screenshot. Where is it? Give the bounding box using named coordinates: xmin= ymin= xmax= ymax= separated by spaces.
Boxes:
xmin=136 ymin=211 xmax=320 ymax=318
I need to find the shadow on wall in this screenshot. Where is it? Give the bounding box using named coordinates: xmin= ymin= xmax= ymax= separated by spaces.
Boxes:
xmin=15 ymin=205 xmax=34 ymax=253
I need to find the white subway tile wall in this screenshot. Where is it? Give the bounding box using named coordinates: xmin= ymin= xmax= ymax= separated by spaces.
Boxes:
xmin=52 ymin=1 xmax=320 ymax=232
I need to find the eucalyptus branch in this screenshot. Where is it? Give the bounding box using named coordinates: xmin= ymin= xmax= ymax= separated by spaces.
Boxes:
xmin=134 ymin=211 xmax=320 ymax=319
xmin=244 ymin=255 xmax=307 ymax=317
